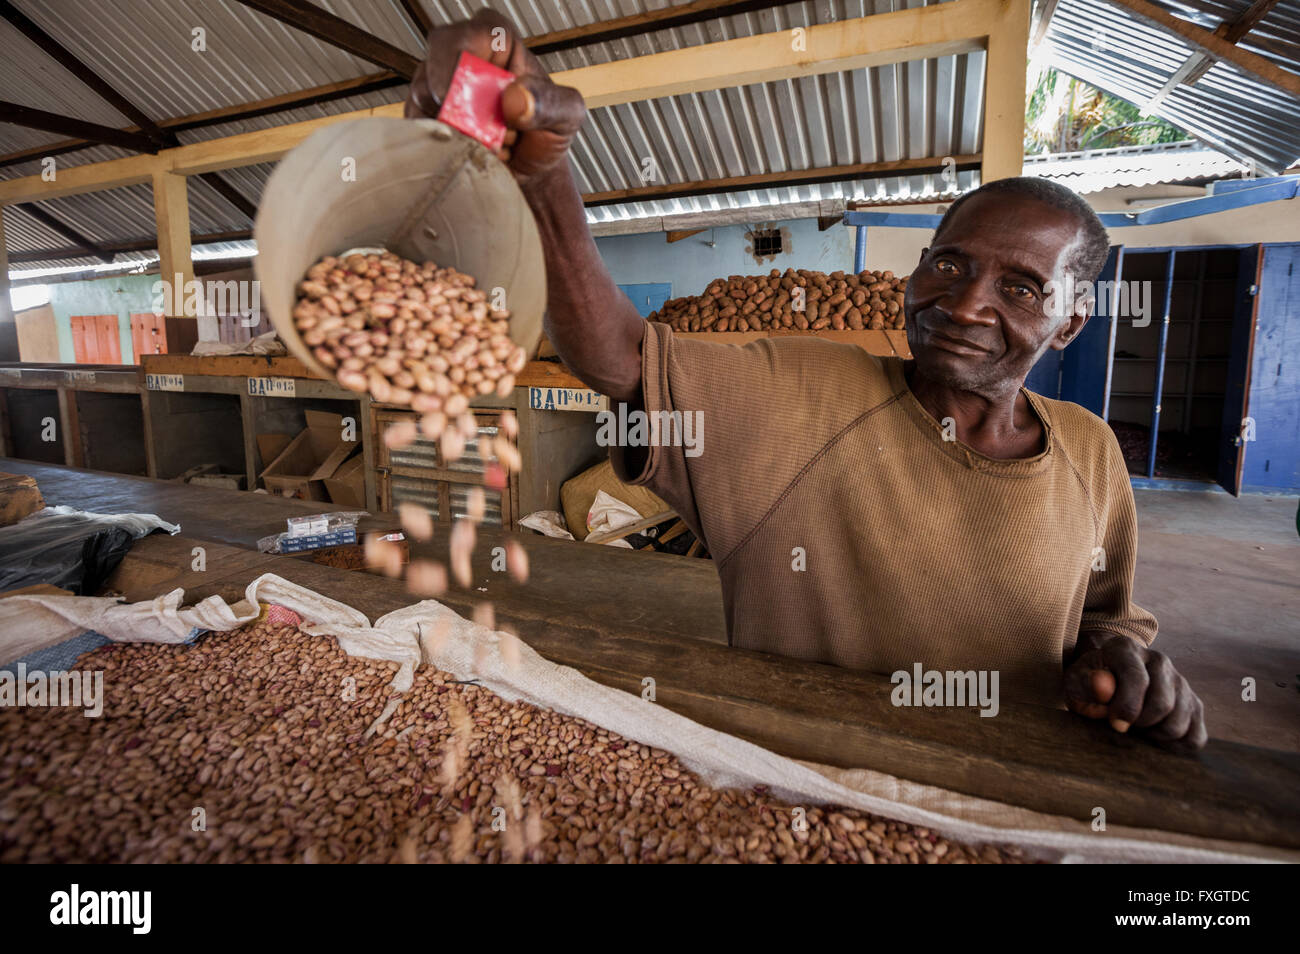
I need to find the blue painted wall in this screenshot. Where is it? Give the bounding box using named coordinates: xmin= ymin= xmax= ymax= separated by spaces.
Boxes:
xmin=595 ymin=217 xmax=858 ymax=303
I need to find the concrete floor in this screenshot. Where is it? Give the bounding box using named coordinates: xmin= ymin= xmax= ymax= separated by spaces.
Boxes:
xmin=1131 ymin=489 xmax=1299 ymax=751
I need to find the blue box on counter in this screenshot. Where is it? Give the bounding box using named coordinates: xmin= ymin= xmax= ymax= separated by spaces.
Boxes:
xmin=279 ymin=527 xmax=358 ymax=552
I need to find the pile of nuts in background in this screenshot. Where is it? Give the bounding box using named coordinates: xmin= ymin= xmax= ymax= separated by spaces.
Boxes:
xmin=649 ymin=268 xmax=908 ymax=332
xmin=0 ymin=621 xmax=1030 ymax=864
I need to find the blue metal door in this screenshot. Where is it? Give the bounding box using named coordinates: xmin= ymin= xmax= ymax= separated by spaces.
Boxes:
xmin=1238 ymin=244 xmax=1300 ymax=493
xmin=1047 ymin=246 xmax=1123 ymax=416
xmin=618 ymin=283 xmax=672 ymax=319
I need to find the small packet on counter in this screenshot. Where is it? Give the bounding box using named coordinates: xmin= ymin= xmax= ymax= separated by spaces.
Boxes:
xmin=259 ymin=512 xmax=367 ymax=554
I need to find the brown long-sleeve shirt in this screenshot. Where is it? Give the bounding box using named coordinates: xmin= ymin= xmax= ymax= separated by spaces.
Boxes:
xmin=610 ymin=323 xmax=1157 ymax=708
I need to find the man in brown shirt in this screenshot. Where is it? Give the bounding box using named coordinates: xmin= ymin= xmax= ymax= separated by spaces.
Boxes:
xmin=408 ymin=10 xmax=1207 ymax=750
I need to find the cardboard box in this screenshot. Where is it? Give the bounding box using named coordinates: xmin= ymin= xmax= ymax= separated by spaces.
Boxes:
xmin=323 ymin=453 xmax=366 ymax=507
xmin=256 ymin=432 xmax=293 ymax=469
xmin=0 ymin=473 xmax=45 ymax=526
xmin=259 ymin=410 xmax=355 ymax=500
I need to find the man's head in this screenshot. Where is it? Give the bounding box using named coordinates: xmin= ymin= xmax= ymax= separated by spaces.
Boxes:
xmin=904 ymin=176 xmax=1110 ymax=393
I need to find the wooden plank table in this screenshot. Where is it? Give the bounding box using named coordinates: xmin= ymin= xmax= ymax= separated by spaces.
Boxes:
xmin=6 ymin=458 xmax=1299 ymax=851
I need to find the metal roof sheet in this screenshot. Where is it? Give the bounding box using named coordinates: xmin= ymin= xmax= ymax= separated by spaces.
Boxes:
xmin=1041 ymin=0 xmax=1300 ymax=174
xmin=4 ymin=0 xmax=1295 ymax=270
xmin=1022 ymin=140 xmax=1246 ymax=191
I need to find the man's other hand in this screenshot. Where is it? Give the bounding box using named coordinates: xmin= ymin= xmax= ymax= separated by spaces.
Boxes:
xmin=404 ymin=8 xmax=586 ymax=184
xmin=1065 ymin=633 xmax=1207 ymax=752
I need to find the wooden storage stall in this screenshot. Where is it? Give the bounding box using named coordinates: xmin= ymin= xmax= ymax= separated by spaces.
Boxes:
xmin=242 ymin=393 xmax=365 ymax=494
xmin=0 ymin=365 xmax=146 ymax=473
xmin=143 ymin=389 xmax=246 ymax=480
xmin=72 ymin=390 xmax=148 ymax=475
xmin=138 ymin=355 xmax=605 ymax=520
xmin=0 ymin=384 xmax=63 ymax=464
xmin=374 ymin=407 xmax=519 ymax=528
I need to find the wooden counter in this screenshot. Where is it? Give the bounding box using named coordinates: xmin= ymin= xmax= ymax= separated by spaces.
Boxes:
xmin=6 ymin=458 xmax=1299 ymax=852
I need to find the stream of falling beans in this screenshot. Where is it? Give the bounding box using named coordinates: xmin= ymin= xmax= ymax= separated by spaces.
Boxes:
xmin=296 ymin=249 xmax=531 ymax=614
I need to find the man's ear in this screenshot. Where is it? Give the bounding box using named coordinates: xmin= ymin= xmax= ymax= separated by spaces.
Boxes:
xmin=1050 ymin=295 xmax=1092 ymax=351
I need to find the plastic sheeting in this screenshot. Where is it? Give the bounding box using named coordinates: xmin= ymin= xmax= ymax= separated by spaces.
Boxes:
xmin=0 ymin=506 xmax=179 ymax=595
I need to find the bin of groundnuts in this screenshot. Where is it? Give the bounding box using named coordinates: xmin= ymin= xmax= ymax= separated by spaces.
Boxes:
xmin=256 ymin=116 xmax=545 ymax=596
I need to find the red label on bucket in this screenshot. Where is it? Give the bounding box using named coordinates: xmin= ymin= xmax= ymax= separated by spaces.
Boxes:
xmin=438 ymin=51 xmax=514 ymax=153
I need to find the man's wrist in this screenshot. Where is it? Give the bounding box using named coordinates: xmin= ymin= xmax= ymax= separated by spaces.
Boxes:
xmin=1074 ymin=629 xmax=1143 ymax=661
xmin=520 ymin=163 xmax=578 ymax=209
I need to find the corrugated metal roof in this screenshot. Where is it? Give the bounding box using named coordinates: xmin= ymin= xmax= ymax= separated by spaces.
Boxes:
xmin=3 ymin=0 xmax=984 ymax=265
xmin=1024 ymin=139 xmax=1247 ymax=191
xmin=6 ymin=0 xmax=422 ymax=128
xmin=1041 ymin=0 xmax=1300 ymax=175
xmin=3 ymin=0 xmax=1294 ymax=271
xmin=1159 ymin=0 xmax=1300 ymax=73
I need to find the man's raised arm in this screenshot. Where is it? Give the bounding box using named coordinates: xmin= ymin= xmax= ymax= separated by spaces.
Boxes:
xmin=404 ymin=8 xmax=645 ymax=403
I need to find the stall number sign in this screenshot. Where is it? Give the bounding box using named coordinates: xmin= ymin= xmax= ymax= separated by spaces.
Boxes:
xmin=528 ymin=387 xmax=607 ymax=412
xmin=248 ymin=376 xmax=296 ymax=398
xmin=145 ymin=373 xmax=185 ymax=392
xmin=70 ymin=370 xmax=97 ymax=386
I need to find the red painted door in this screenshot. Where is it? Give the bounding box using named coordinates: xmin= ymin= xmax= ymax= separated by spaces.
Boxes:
xmin=130 ymin=312 xmax=168 ymax=362
xmin=70 ymin=314 xmax=122 ymax=364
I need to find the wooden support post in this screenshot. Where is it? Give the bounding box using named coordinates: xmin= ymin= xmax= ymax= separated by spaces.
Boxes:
xmin=239 ymin=391 xmax=260 ymax=491
xmin=982 ymin=0 xmax=1030 ymax=183
xmin=56 ymin=387 xmax=82 ymax=467
xmin=152 ymin=170 xmax=195 ymax=357
xmin=139 ymin=387 xmax=158 ymax=479
xmin=0 ymin=209 xmax=16 ymax=361
xmin=359 ymin=395 xmax=378 ymax=513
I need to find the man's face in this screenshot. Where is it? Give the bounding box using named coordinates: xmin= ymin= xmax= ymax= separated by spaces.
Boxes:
xmin=903 ymin=192 xmax=1092 ymax=392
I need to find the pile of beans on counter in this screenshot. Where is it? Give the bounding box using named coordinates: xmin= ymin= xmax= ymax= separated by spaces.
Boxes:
xmin=0 ymin=621 xmax=1031 ymax=864
xmin=649 ymin=268 xmax=908 ymax=332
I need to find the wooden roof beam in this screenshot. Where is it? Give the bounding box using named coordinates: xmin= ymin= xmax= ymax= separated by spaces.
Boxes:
xmin=8 ymin=229 xmax=253 ymax=265
xmin=583 ymin=155 xmax=982 ymax=206
xmin=0 ymin=0 xmax=166 ymax=142
xmin=1182 ymin=0 xmax=1283 ymax=86
xmin=527 ymin=1 xmax=797 ymax=55
xmin=1105 ymin=0 xmax=1300 ymax=98
xmin=0 ymin=0 xmax=1009 ymax=203
xmin=232 ymin=0 xmax=420 ymax=77
xmin=13 ymin=202 xmax=114 ymax=263
xmin=397 ymin=0 xmax=432 ymax=40
xmin=0 ymin=72 xmax=406 ymax=171
xmin=0 ymin=101 xmax=158 ymax=153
